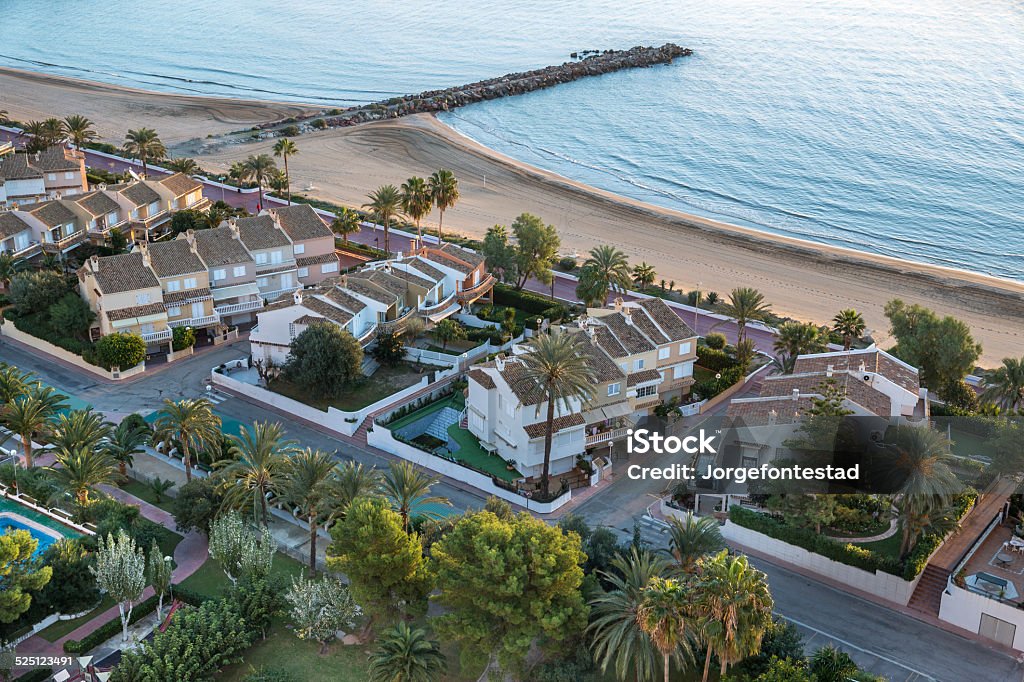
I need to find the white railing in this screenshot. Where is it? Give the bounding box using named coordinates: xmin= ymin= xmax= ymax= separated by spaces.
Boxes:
xmin=168 ymin=313 xmax=220 ymax=329
xmin=586 ymin=427 xmax=630 ymax=447
xmin=419 ymin=291 xmax=458 ymax=313
xmin=215 ymin=299 xmax=265 ymax=315
xmin=140 ymin=328 xmax=173 ymax=343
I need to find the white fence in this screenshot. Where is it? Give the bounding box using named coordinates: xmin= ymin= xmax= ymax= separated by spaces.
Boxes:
xmin=940 ymin=581 xmax=1024 ymax=651
xmin=0 ymin=322 xmax=146 ymax=381
xmin=367 ymin=426 xmax=572 ymax=514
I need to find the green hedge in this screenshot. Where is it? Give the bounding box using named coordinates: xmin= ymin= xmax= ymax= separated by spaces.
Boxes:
xmin=493 ymin=284 xmax=567 ymax=321
xmin=900 ymin=489 xmax=978 ymax=580
xmin=15 ymin=670 xmax=53 ymax=682
xmin=729 ymin=506 xmax=902 ymax=576
xmin=696 ymin=345 xmax=735 ymax=373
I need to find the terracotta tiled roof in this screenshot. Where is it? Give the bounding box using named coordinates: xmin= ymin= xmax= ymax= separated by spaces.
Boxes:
xmin=296 ymin=253 xmax=339 ymax=267
xmin=344 ymin=277 xmax=399 ymax=305
xmin=162 ymin=287 xmax=212 ymax=305
xmin=500 ymin=361 xmax=542 ymax=406
xmin=425 ymin=248 xmax=474 ymax=275
xmin=438 ymin=243 xmax=484 ymax=267
xmin=25 ymin=200 xmax=77 ymax=227
xmin=0 ymin=213 xmax=31 ymax=239
xmin=351 ymin=270 xmax=412 ymax=298
xmin=255 ymin=263 xmax=298 ymax=276
xmin=792 ymin=349 xmax=920 ymax=394
xmin=400 ymin=257 xmax=445 ymax=283
xmin=602 ymin=312 xmax=655 ymax=354
xmin=573 ymin=332 xmax=626 ymax=383
xmin=73 ymin=191 xmax=120 ymax=217
xmin=0 ymin=147 xmax=80 ymax=180
xmin=88 ymin=252 xmax=160 ymax=294
xmin=468 ymin=368 xmax=496 ymax=390
xmin=322 ymin=287 xmax=368 ymax=314
xmin=593 ymin=326 xmax=627 ymax=359
xmin=636 ymin=298 xmax=695 ymax=341
xmin=119 ymin=182 xmax=161 ymax=207
xmin=628 ymin=307 xmax=670 ymax=345
xmin=157 ymin=172 xmax=202 ymax=196
xmin=727 ymin=396 xmax=818 ymax=424
xmin=302 ymin=297 xmax=353 ymax=325
xmin=144 ymin=240 xmax=205 ymax=278
xmin=523 ymin=413 xmax=585 ymax=438
xmin=268 ymin=204 xmax=332 ymax=241
xmin=234 ymin=215 xmax=292 ymax=250
xmin=381 ymin=266 xmax=434 ymax=290
xmin=105 ymin=301 xmax=166 ymax=321
xmin=627 ymin=369 xmax=662 ymax=387
xmin=190 ymin=227 xmax=253 ymax=266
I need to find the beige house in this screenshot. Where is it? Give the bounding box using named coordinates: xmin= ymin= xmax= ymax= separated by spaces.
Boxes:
xmin=0 ymin=212 xmax=38 ymax=260
xmin=23 ymin=200 xmax=88 ymax=256
xmin=0 ymin=146 xmax=87 ymax=206
xmin=63 ymin=191 xmax=128 ymax=241
xmin=229 ymin=215 xmax=297 ymax=300
xmin=136 ymin=240 xmax=218 ymax=333
xmin=78 ymin=252 xmax=171 ymax=347
xmin=184 ymin=226 xmax=264 ymax=325
xmin=103 ymin=173 xmax=207 ymax=241
xmin=264 ymin=204 xmax=339 ymax=285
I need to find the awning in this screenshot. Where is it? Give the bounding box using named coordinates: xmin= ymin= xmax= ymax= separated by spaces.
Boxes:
xmin=211 ymin=282 xmax=261 ymax=301
xmin=427 ymin=301 xmax=461 ymax=323
xmin=583 ymin=401 xmax=633 ymax=424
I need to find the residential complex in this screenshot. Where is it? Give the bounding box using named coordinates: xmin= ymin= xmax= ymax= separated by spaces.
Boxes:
xmin=0 ymin=145 xmax=87 ymax=207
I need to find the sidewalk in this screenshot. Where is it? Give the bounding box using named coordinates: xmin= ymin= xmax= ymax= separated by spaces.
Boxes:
xmin=19 ymin=487 xmax=208 ymax=657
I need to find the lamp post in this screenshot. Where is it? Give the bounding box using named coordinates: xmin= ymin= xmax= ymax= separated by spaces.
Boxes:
xmin=694 ymin=280 xmax=702 ymax=333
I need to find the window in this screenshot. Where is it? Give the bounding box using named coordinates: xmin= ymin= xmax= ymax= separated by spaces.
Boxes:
xmin=658 ymin=347 xmax=670 ymax=360
xmin=280 ymin=273 xmax=293 ymax=289
xmin=64 ymin=223 xmax=75 ymax=236
xmin=184 ymin=277 xmax=197 ymax=289
xmin=636 ymin=385 xmax=657 ymax=398
xmin=166 ymin=280 xmax=181 ymax=292
xmin=678 ymin=342 xmax=692 ymax=355
xmin=149 ymin=201 xmax=160 ymax=215
xmin=633 ymin=358 xmax=645 ymax=371
xmin=293 ymin=243 xmax=305 ymax=255
xmin=255 ymin=252 xmax=268 ymax=265
xmin=742 ymin=455 xmax=759 ymax=468
xmin=322 ymin=261 xmax=338 ymax=274
xmin=107 ymin=211 xmax=118 ymax=224
xmin=298 ymin=267 xmax=309 ymax=278
xmin=233 ymin=266 xmax=246 ymax=277
xmin=47 ymin=173 xmax=56 ymax=181
xmin=135 ymin=293 xmax=151 ymax=305
xmin=673 ymin=364 xmax=684 ymax=379
xmin=620 ymin=363 xmax=629 ymax=373
xmin=256 ymin=277 xmax=269 ymax=288
xmin=167 ymin=306 xmax=181 ymax=317
xmin=212 ymin=269 xmax=226 ymax=282
xmin=64 ymin=172 xmax=75 ymax=180
xmin=131 ymin=209 xmax=139 ymax=219
xmin=607 ymin=383 xmax=621 ymax=397
xmin=270 ymin=250 xmax=283 ymax=264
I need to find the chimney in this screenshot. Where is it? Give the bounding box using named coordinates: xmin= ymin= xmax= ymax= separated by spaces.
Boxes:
xmin=768 ymin=409 xmax=778 ymax=426
xmin=293 ymin=289 xmax=303 ymax=305
xmin=185 ymin=228 xmax=196 ymax=245
xmin=858 ymin=361 xmax=866 ymax=373
xmin=826 ymin=364 xmax=833 ymax=378
xmin=623 ymin=307 xmax=633 ymax=325
xmin=613 ymin=297 xmax=624 ymax=312
xmin=228 ymin=218 xmax=240 ymax=239
xmin=792 ymin=388 xmax=800 ymax=401
xmin=89 ymin=255 xmax=99 ymax=272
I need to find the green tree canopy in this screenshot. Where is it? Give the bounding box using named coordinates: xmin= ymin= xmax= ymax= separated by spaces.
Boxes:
xmin=284 ymin=322 xmax=363 ymax=398
xmin=481 ymin=224 xmax=518 ymax=284
xmin=9 ymin=269 xmax=68 ymax=314
xmin=884 ymin=299 xmax=981 ymax=397
xmin=0 ymin=529 xmax=52 ymax=623
xmin=95 ymin=332 xmax=146 ymax=370
xmin=49 ymin=292 xmax=95 ymax=340
xmin=511 ymin=213 xmax=560 ymax=290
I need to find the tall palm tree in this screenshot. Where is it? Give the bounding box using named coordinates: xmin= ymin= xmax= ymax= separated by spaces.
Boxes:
xmin=48 ymin=409 xmax=112 ymax=457
xmin=719 ymin=288 xmax=772 ymax=345
xmin=267 ymin=168 xmax=289 ymax=195
xmin=695 ymin=550 xmax=774 ymax=682
xmin=0 ymin=363 xmax=30 ymax=405
xmin=363 ymin=184 xmax=402 ymax=255
xmin=772 ymin=322 xmax=826 ymax=365
xmin=895 ymin=496 xmax=959 ymax=559
xmin=165 ymin=157 xmax=200 ymax=175
xmin=62 ymin=115 xmax=96 ymax=151
xmin=519 ymin=331 xmax=596 ymax=494
xmin=104 ymin=419 xmax=151 ymax=479
xmin=380 ymin=460 xmax=451 ymax=532
xmin=281 ymin=448 xmax=338 ymax=575
xmin=427 ymin=169 xmax=459 ymax=243
xmin=632 ymin=262 xmax=657 ymax=292
xmin=665 ymin=513 xmax=725 ymax=575
xmin=42 ymin=118 xmax=64 ymax=146
xmin=272 ymin=138 xmax=299 ymax=204
xmin=151 ymin=398 xmax=221 ymax=482
xmin=330 ymin=460 xmax=382 ymax=519
xmin=589 ymin=549 xmax=670 ymax=682
xmin=982 ymin=356 xmax=1024 ymax=411
xmin=331 ymin=207 xmax=362 ymax=244
xmin=240 ymin=154 xmax=277 ymax=211
xmin=368 ymin=621 xmax=447 ymax=682
xmin=46 ymin=446 xmax=117 ymax=505
xmin=400 ymin=176 xmax=432 ymax=245
xmin=576 ymin=245 xmax=632 ymax=306
xmin=218 ymin=421 xmax=297 ymax=526
xmin=122 ymin=128 xmax=166 ymax=178
xmin=636 ymin=576 xmax=693 ymax=682
xmin=831 ymin=309 xmax=866 ymax=351
xmin=2 ymin=384 xmax=67 ymax=467
xmin=0 ymin=252 xmax=18 ymax=291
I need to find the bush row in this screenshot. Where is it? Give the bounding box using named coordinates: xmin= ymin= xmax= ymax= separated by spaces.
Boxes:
xmin=696 ymin=345 xmax=736 ymax=373
xmin=493 ymin=284 xmax=568 ymax=321
xmin=900 ymin=489 xmax=978 ymax=580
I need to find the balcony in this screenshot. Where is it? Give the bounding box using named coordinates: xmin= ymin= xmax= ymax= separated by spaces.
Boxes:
xmin=419 ymin=291 xmax=457 ymax=313
xmin=356 ymin=324 xmax=378 ymax=347
xmin=41 ymin=230 xmax=87 ymax=252
xmin=586 ymin=427 xmax=631 ymax=448
xmin=456 ymin=274 xmax=496 ymax=304
xmin=167 ymin=313 xmax=220 ymax=329
xmin=215 ymin=299 xmax=265 ymax=315
xmin=4 ymin=241 xmax=41 ymax=259
xmin=140 ymin=328 xmax=173 ymax=343
xmin=380 ymin=306 xmax=418 ymax=334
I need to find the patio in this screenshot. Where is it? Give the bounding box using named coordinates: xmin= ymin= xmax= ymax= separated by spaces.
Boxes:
xmin=961 ymin=524 xmax=1024 ymax=605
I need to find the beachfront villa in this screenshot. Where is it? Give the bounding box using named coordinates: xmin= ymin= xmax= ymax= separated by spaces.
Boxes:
xmin=0 ymin=145 xmax=87 ymax=207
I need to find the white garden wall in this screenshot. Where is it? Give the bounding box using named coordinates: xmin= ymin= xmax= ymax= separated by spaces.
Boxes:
xmin=940 ymin=582 xmax=1024 ymax=651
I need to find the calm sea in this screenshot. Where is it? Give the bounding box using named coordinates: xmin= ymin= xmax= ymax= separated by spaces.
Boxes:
xmin=2 ymin=0 xmax=1021 ymax=280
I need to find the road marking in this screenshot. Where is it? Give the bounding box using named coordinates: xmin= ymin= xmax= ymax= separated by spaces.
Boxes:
xmin=776 ymin=611 xmax=937 ymax=681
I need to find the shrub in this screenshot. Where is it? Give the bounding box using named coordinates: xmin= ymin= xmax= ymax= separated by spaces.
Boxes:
xmin=95 ymin=332 xmax=146 ymax=370
xmin=557 ymin=256 xmax=577 ymax=271
xmin=704 ymin=332 xmax=727 ymax=350
xmin=8 ymin=270 xmax=70 ymax=315
xmin=280 ymin=125 xmax=300 ymax=137
xmin=172 ymin=325 xmax=196 ymax=351
xmin=696 ymin=345 xmax=735 ymax=372
xmin=49 ymin=293 xmax=95 ymax=340
xmin=283 ymin=323 xmax=363 ymax=398
xmin=120 ymin=412 xmax=153 ymax=435
xmin=311 ymin=119 xmax=327 ymax=129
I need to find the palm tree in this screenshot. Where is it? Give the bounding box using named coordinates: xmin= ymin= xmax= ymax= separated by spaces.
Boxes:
xmin=809 ymin=644 xmax=858 ymax=682
xmin=368 ymin=622 xmax=447 ymax=682
xmin=0 ymin=252 xmax=18 ymax=291
xmin=122 ymin=128 xmax=166 ymax=177
xmin=62 ymin=115 xmax=96 ymax=151
xmin=719 ymin=288 xmax=772 ymax=345
xmin=589 ymin=549 xmax=670 ymax=682
xmin=895 ymin=496 xmax=959 ymax=559
xmin=831 ymin=309 xmax=866 ymax=351
xmin=576 ymin=245 xmax=632 ymax=306
xmin=2 ymin=385 xmax=67 ymax=467
xmin=267 ymin=168 xmax=289 ymax=195
xmin=982 ymin=356 xmax=1024 ymax=410
xmin=772 ymin=322 xmax=826 ymax=365
xmin=0 ymin=363 xmax=30 ymax=405
xmin=281 ymin=448 xmax=338 ymax=575
xmin=695 ymin=550 xmax=774 ymax=681
xmin=151 ymin=398 xmax=221 ymax=482
xmin=665 ymin=513 xmax=725 ymax=575
xmin=330 ymin=460 xmax=381 ymax=519
xmin=42 ymin=118 xmax=64 ymax=146
xmin=519 ymin=331 xmax=596 ymax=494
xmin=104 ymin=419 xmax=151 ymax=479
xmin=47 ymin=446 xmax=117 ymax=505
xmin=427 ymin=169 xmax=459 ymax=243
xmin=363 ymin=184 xmax=402 ymax=255
xmin=218 ymin=421 xmax=297 ymax=526
xmin=272 ymin=138 xmax=299 ymax=204
xmin=240 ymin=154 xmax=278 ymax=211
xmin=330 ymin=207 xmax=361 ymax=244
xmin=48 ymin=409 xmax=112 ymax=454
xmin=401 ymin=176 xmax=432 ymax=245
xmin=636 ymin=576 xmax=693 ymax=682
xmin=380 ymin=460 xmax=451 ymax=532
xmin=165 ymin=157 xmax=200 ymax=175
xmin=632 ymin=262 xmax=657 ymax=292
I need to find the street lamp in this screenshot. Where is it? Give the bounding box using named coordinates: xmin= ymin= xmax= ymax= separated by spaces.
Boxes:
xmin=694 ymin=280 xmax=702 ymax=333
xmin=165 ymin=555 xmax=174 ymax=604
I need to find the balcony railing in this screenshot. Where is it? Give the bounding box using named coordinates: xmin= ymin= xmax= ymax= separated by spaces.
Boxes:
xmin=457 ymin=274 xmax=496 ymax=302
xmin=140 ymin=328 xmax=173 ymax=343
xmin=585 ymin=427 xmax=631 ymax=448
xmin=41 ymin=230 xmax=87 ymax=251
xmin=215 ymin=299 xmax=265 ymax=315
xmin=168 ymin=313 xmax=220 ymax=329
xmin=419 ymin=291 xmax=457 ymax=313
xmin=380 ymin=307 xmax=418 ymax=334
xmin=5 ymin=241 xmax=41 ymax=259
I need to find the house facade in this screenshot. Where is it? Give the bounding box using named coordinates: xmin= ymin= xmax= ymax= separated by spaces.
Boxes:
xmin=0 ymin=146 xmax=87 ymax=207
xmin=184 ymin=226 xmax=264 ymax=326
xmin=228 ymin=215 xmax=298 ymax=300
xmin=264 ymin=204 xmax=339 ymax=285
xmin=78 ymin=252 xmax=171 ymax=348
xmin=136 ymin=240 xmax=219 ymax=334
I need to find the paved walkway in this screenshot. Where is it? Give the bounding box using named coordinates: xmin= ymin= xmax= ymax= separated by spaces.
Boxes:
xmin=931 ymin=476 xmax=1017 ymax=572
xmin=19 ymin=487 xmax=208 ymax=657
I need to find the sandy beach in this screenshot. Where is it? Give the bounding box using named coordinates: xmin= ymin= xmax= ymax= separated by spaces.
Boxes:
xmin=2 ymin=68 xmax=1021 ymax=363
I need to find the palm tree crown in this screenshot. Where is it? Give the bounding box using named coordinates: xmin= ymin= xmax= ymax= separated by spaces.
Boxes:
xmin=772 ymin=321 xmax=827 ymax=369
xmin=982 ymin=356 xmax=1024 ymax=411
xmin=665 ymin=512 xmax=726 ymax=575
xmin=330 ymin=460 xmax=382 ymax=520
xmin=218 ymin=421 xmax=297 ymax=526
xmin=47 ymin=446 xmax=118 ymax=505
xmin=62 ymin=114 xmax=96 ymax=150
xmin=576 ymin=245 xmax=631 ymax=307
xmin=831 ymin=309 xmax=866 ymax=351
xmin=380 ymin=460 xmax=451 ymax=532
xmin=122 ymin=128 xmax=166 ymax=177
xmin=48 ymin=409 xmax=112 ymax=454
xmin=636 ymin=576 xmax=693 ymax=682
xmin=368 ymin=621 xmax=447 ymax=682
xmin=240 ymin=154 xmax=278 ymax=211
xmin=427 ymin=169 xmax=459 ymax=243
xmin=331 ymin=207 xmax=362 ymax=243
xmin=165 ymin=157 xmax=200 ymax=175
xmin=104 ymin=419 xmax=150 ymax=479
xmin=281 ymin=448 xmax=339 ymax=575
xmin=151 ymin=398 xmax=221 ymax=481
xmin=720 ymin=288 xmax=772 ymax=345
xmin=401 ymin=176 xmax=432 ymax=244
xmin=363 ymin=184 xmax=402 ymax=255
xmin=272 ymin=138 xmax=299 ymax=204
xmin=2 ymin=384 xmax=67 ymax=467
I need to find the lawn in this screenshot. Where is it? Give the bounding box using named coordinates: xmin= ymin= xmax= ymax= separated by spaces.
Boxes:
xmin=218 ymin=621 xmax=374 ymax=682
xmin=858 ymin=531 xmax=903 ymax=560
xmin=948 ymin=426 xmax=996 ymax=460
xmin=177 ymin=552 xmax=307 ymax=599
xmin=120 ymin=478 xmax=176 ymax=514
xmin=269 ymin=363 xmax=429 ymax=412
xmin=36 ymin=596 xmax=114 ymax=642
xmin=694 ymin=365 xmax=718 ymax=383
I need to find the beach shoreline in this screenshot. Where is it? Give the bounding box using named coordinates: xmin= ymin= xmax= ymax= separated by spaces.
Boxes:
xmin=1 ymin=67 xmax=1021 ymax=363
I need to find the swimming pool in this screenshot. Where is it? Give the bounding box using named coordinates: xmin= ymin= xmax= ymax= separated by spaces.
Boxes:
xmin=0 ymin=497 xmax=81 ymax=556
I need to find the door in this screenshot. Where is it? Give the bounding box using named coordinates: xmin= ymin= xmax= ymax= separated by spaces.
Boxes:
xmin=980 ymin=613 xmax=1016 ymax=647
xmin=191 ymin=302 xmax=204 ymax=320
xmin=280 ymin=273 xmax=293 ymax=290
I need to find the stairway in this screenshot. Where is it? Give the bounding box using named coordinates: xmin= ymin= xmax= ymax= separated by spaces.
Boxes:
xmin=908 ymin=564 xmax=950 ymax=616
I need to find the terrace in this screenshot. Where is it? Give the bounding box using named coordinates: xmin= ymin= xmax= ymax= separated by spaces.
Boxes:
xmin=959 ymin=523 xmax=1024 ymax=606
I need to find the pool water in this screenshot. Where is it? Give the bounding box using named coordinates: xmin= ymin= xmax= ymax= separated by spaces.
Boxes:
xmin=0 ymin=497 xmax=81 ymax=556
xmin=1 ymin=514 xmax=62 ymax=556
